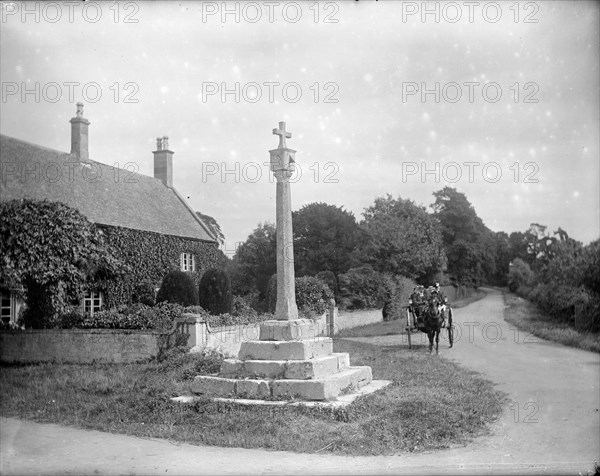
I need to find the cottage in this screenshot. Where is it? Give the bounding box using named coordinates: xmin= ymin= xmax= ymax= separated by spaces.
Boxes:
xmin=0 ymin=103 xmax=219 ymax=325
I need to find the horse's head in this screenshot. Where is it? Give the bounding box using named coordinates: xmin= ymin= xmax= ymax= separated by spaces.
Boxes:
xmin=426 ymin=297 xmax=441 ymax=319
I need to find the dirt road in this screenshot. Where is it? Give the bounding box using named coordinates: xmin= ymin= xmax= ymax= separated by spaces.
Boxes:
xmin=1 ymin=288 xmax=598 ymax=475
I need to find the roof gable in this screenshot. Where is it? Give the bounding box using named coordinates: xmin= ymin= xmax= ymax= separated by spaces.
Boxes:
xmin=0 ymin=134 xmax=216 ymax=243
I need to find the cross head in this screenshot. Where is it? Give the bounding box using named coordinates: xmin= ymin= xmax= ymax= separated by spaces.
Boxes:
xmin=273 ymin=121 xmax=292 ymax=149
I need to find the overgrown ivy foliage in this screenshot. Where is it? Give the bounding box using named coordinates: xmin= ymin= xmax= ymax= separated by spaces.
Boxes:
xmin=98 ymin=226 xmax=220 ymax=310
xmin=0 ymin=199 xmax=124 ymax=326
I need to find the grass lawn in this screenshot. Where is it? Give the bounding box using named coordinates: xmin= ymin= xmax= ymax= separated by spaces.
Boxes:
xmin=503 ymin=291 xmax=600 ymax=353
xmin=1 ymin=324 xmax=506 ymax=456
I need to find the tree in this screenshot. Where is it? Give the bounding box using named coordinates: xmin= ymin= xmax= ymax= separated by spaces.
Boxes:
xmin=292 ymin=202 xmax=367 ymax=277
xmin=229 ymin=222 xmax=277 ymax=298
xmin=431 ymin=187 xmax=486 ymax=244
xmin=0 ymin=199 xmax=124 ymax=327
xmin=196 ymin=211 xmax=225 ymax=246
xmin=581 ymin=239 xmax=600 ymax=294
xmin=361 ymin=195 xmax=446 ymax=282
xmin=508 ymin=258 xmax=533 ymax=292
xmin=431 ymin=187 xmax=494 ymax=285
xmin=491 ymin=231 xmax=512 ymax=285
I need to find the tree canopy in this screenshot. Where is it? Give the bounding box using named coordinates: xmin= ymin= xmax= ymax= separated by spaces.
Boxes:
xmin=292 ymin=202 xmax=366 ymax=277
xmin=196 ymin=211 xmax=225 ymax=246
xmin=361 ymin=194 xmax=446 ymax=282
xmin=431 ymin=187 xmax=495 ymax=285
xmin=228 ymin=222 xmax=276 ymax=297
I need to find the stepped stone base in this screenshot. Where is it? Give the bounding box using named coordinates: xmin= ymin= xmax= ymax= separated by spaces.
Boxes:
xmin=222 ymin=353 xmax=349 ymax=380
xmin=192 ymin=366 xmax=372 ymax=401
xmin=191 ymin=319 xmax=372 ymax=402
xmin=239 ymin=337 xmax=332 ymax=360
xmin=259 ymin=319 xmax=320 ymax=341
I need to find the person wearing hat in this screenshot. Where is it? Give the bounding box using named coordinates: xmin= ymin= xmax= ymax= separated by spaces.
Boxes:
xmin=432 ymin=283 xmax=449 ymax=327
xmin=409 ymin=286 xmax=425 ymax=326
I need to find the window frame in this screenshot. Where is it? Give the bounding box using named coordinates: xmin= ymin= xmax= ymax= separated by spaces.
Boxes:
xmin=1 ymin=290 xmax=15 ymax=324
xmin=83 ymin=290 xmax=103 ymax=316
xmin=180 ymin=252 xmax=196 ymax=272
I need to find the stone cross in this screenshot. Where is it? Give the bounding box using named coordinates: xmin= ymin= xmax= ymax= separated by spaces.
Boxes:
xmin=273 ymin=121 xmax=292 ymax=149
xmin=269 ymin=121 xmax=298 ymax=321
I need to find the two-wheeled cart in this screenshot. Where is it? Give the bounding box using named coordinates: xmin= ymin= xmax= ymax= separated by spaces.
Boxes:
xmin=406 ymin=304 xmax=454 ymax=349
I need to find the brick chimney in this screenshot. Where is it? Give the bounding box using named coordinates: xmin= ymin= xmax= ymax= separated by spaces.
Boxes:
xmin=69 ymin=102 xmax=90 ymax=161
xmin=153 ymin=136 xmax=174 ymax=188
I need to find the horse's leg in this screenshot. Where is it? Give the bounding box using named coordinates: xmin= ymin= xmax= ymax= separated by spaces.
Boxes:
xmin=428 ymin=330 xmax=434 ymax=354
xmin=435 ymin=328 xmax=440 ymax=355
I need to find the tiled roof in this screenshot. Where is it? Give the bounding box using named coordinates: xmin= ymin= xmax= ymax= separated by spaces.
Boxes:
xmin=0 ymin=135 xmax=216 ymax=242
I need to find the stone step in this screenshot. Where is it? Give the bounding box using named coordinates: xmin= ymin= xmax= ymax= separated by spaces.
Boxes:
xmin=221 ymin=353 xmax=350 ymax=380
xmin=191 ymin=366 xmax=372 ymax=401
xmin=271 ymin=366 xmax=372 ymax=401
xmin=238 ymin=337 xmax=333 ymax=361
xmin=259 ymin=319 xmax=321 ymax=341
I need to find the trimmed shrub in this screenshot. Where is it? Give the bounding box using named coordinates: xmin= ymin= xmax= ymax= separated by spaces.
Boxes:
xmin=295 ymin=276 xmax=334 ymax=317
xmin=199 ymin=268 xmax=233 ymax=315
xmin=231 ymin=295 xmax=258 ymax=319
xmin=156 ymin=270 xmax=198 ymax=307
xmin=58 ymin=309 xmax=85 ymax=328
xmin=337 ymin=266 xmax=387 ymax=310
xmin=265 ymin=275 xmax=334 ymax=317
xmin=131 ymin=281 xmax=156 ymax=306
xmin=316 ymin=270 xmax=338 ymax=297
xmin=79 ymin=301 xmax=184 ymax=330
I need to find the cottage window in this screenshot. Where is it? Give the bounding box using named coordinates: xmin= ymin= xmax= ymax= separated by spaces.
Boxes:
xmin=180 ymin=252 xmax=195 ymax=272
xmin=1 ymin=290 xmax=15 ymax=324
xmin=83 ymin=291 xmax=103 ymax=316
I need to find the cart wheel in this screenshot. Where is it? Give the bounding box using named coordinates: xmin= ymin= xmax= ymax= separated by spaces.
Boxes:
xmin=406 ymin=308 xmax=412 ymax=349
xmin=448 ymin=308 xmax=454 ymax=348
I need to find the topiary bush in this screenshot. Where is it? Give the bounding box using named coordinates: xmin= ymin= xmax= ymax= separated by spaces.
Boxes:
xmin=156 ymin=270 xmax=198 ymax=306
xmin=316 ymin=270 xmax=338 ymax=298
xmin=199 ymin=268 xmax=233 ymax=315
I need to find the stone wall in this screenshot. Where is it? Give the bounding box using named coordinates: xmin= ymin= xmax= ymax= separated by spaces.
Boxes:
xmin=0 ymin=326 xmax=181 ymax=364
xmin=190 ymin=308 xmax=384 ymax=358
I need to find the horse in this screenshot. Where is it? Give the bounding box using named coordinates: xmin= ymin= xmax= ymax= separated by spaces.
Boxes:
xmin=422 ymin=297 xmax=445 ymax=355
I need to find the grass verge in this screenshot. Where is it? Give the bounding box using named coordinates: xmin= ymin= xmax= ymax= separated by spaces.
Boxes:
xmin=503 ymin=291 xmax=600 ymax=353
xmin=0 ymin=335 xmax=505 ymax=455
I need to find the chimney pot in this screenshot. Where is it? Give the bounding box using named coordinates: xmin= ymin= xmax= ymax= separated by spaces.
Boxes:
xmin=70 ymin=102 xmax=90 ymax=161
xmin=153 ymin=136 xmax=174 ymax=188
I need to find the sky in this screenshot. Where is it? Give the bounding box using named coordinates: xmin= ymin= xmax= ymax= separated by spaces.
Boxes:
xmin=1 ymin=0 xmax=599 ymax=255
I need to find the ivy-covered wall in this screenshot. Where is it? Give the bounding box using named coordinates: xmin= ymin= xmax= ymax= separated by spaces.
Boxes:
xmin=97 ymin=225 xmax=220 ymax=309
